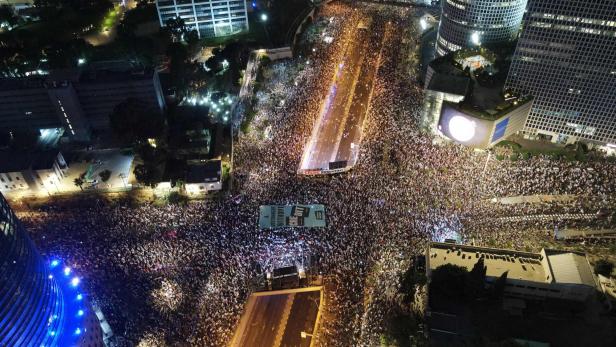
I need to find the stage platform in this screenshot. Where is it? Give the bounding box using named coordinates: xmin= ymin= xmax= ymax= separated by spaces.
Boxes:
xmin=259 ymin=205 xmax=326 ymax=229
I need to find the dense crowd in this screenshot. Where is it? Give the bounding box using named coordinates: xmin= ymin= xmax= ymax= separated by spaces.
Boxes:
xmin=19 ymin=2 xmax=616 ymax=347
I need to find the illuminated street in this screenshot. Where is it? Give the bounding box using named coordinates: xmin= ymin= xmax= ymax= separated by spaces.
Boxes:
xmin=299 ymin=20 xmax=384 ymax=173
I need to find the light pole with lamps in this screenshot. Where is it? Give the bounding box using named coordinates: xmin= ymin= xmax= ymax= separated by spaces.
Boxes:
xmin=260 ymin=13 xmax=271 ymax=47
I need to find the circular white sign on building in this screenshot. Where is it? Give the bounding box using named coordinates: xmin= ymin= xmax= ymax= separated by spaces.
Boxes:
xmin=449 ymin=115 xmax=476 ymax=142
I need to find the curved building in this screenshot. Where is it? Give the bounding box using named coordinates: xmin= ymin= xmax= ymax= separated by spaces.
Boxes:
xmin=436 ymin=0 xmax=527 ymax=56
xmin=0 ymin=193 xmax=103 ymax=347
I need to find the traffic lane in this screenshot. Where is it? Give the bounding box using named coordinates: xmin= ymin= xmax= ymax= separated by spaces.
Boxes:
xmin=240 ymin=294 xmax=287 ymax=347
xmin=280 ymin=291 xmax=320 ymax=347
xmin=304 ymin=30 xmax=367 ymax=169
xmin=301 ymin=29 xmax=369 ymax=170
xmin=335 ymin=33 xmax=383 ymax=163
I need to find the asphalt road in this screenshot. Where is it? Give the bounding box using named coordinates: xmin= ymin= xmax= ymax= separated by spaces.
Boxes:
xmin=335 ymin=25 xmax=387 ymax=165
xmin=300 ymin=22 xmax=379 ymax=172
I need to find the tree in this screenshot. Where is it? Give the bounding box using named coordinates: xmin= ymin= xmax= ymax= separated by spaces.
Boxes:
xmin=167 ymin=191 xmax=187 ymax=205
xmin=109 ymin=98 xmax=165 ymax=144
xmin=134 ymin=164 xmax=159 ymax=187
xmin=73 ymin=177 xmax=85 ymax=191
xmin=44 ymin=38 xmax=92 ymax=70
xmin=0 ymin=5 xmax=19 ymax=28
xmin=594 ymin=259 xmax=614 ymax=277
xmin=205 ymin=48 xmax=225 ymax=73
xmin=99 ymin=169 xmax=111 ymax=182
xmin=164 ymin=17 xmax=189 ymax=42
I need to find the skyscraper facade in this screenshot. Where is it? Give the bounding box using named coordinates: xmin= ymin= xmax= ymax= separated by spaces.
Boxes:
xmin=156 ymin=0 xmax=249 ymax=38
xmin=0 ymin=193 xmax=103 ymax=346
xmin=436 ymin=0 xmax=527 ymax=56
xmin=505 ymin=0 xmax=616 ymax=145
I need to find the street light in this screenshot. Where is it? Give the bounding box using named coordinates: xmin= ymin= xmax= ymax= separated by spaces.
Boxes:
xmin=300 ymin=331 xmax=313 ymax=339
xmin=260 ymin=13 xmax=271 ymax=47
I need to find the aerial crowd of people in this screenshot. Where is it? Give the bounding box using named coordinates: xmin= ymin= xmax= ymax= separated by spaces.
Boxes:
xmin=17 ymin=2 xmax=616 ymax=347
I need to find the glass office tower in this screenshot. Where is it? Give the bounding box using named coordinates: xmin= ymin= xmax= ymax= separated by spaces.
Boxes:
xmin=156 ymin=0 xmax=249 ymax=38
xmin=0 ymin=193 xmax=103 ymax=346
xmin=436 ymin=0 xmax=527 ymax=56
xmin=505 ymin=0 xmax=616 ymax=145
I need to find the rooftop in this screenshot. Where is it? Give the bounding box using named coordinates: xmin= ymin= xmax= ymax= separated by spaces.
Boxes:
xmin=77 ymin=68 xmax=156 ymax=84
xmin=456 ymin=93 xmax=533 ymax=121
xmin=230 ymin=287 xmax=322 ymax=347
xmin=185 ymin=160 xmax=221 ymax=183
xmin=0 ymin=149 xmax=61 ymax=173
xmin=544 ymin=249 xmax=595 ymax=286
xmin=427 ymin=74 xmax=470 ymax=96
xmin=428 ymin=242 xmax=547 ymax=283
xmin=428 ymin=243 xmax=597 ymax=288
xmin=0 ymin=77 xmax=46 ymax=92
xmin=0 ymin=67 xmax=156 ymax=92
xmin=428 ymin=48 xmax=533 ymax=120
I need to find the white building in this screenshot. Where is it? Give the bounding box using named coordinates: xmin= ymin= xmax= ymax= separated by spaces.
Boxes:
xmin=155 ymin=0 xmax=249 ymax=38
xmin=0 ymin=150 xmax=68 ymax=195
xmin=184 ymin=159 xmax=222 ymax=195
xmin=426 ymin=242 xmax=597 ymax=302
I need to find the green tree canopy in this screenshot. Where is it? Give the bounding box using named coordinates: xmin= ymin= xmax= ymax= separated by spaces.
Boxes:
xmin=594 ymin=259 xmax=614 ymax=277
xmin=109 ymin=98 xmax=166 ymax=144
xmin=99 ymin=169 xmax=111 ymax=182
xmin=0 ymin=5 xmax=19 ymax=28
xmin=134 ymin=163 xmax=160 ymax=187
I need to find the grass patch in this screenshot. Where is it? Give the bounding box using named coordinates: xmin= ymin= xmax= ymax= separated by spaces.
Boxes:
xmin=101 ymin=6 xmax=120 ymax=32
xmin=494 ymin=140 xmax=597 ymax=162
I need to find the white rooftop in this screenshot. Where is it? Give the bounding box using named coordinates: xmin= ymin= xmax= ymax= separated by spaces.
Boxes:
xmin=545 ymin=250 xmax=595 ymax=287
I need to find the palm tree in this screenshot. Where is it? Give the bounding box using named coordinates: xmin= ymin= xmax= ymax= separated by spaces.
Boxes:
xmin=73 ymin=177 xmax=85 ymax=191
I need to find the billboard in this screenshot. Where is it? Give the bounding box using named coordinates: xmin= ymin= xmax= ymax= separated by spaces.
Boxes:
xmin=491 ymin=117 xmax=510 ymax=143
xmin=438 ymin=104 xmax=493 ymax=148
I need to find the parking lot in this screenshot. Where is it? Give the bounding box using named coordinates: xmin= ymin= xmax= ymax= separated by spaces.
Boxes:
xmin=59 ymin=149 xmax=134 ymax=193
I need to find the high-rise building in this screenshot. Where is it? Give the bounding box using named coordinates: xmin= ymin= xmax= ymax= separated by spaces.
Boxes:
xmin=505 ymin=0 xmax=616 ymax=145
xmin=155 ymin=0 xmax=249 ymax=38
xmin=0 ymin=67 xmax=166 ymax=141
xmin=0 ymin=193 xmax=104 ymax=346
xmin=435 ymin=0 xmax=527 ymax=56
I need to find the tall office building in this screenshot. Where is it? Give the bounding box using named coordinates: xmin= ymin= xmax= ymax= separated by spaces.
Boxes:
xmin=0 ymin=67 xmax=166 ymax=141
xmin=0 ymin=193 xmax=104 ymax=346
xmin=156 ymin=0 xmax=249 ymax=38
xmin=505 ymin=0 xmax=616 ymax=145
xmin=436 ymin=0 xmax=527 ymax=56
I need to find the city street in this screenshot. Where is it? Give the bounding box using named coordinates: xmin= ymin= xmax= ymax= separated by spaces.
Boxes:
xmin=299 ymin=21 xmax=383 ymax=173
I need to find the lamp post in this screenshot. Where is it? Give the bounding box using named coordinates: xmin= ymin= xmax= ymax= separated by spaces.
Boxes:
xmin=260 ymin=13 xmax=271 ymax=47
xmin=119 ymin=173 xmax=128 ymax=189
